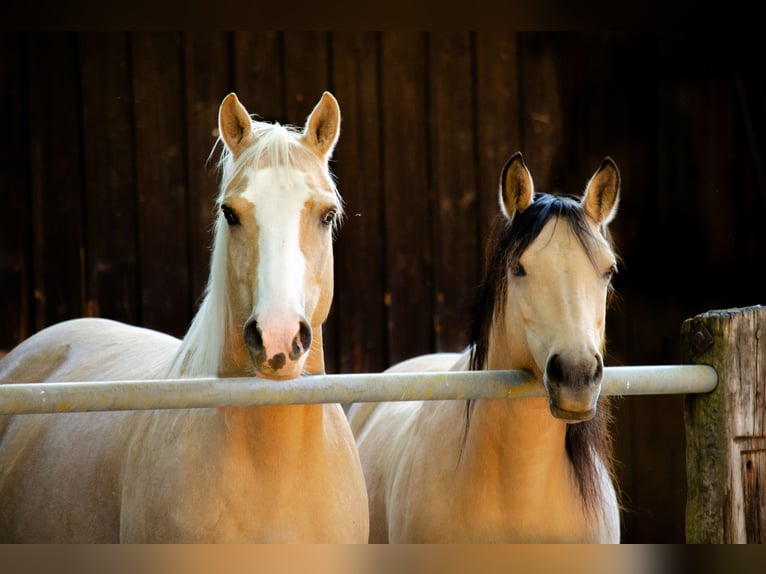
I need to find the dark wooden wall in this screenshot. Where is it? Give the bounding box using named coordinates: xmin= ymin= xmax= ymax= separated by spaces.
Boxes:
xmin=1 ymin=31 xmax=764 ymax=543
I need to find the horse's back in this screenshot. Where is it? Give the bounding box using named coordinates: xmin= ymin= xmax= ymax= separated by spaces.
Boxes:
xmin=347 ymin=353 xmax=460 ymax=436
xmin=0 ymin=317 xmax=180 ymax=542
xmin=348 ymin=350 xmax=467 ymax=443
xmin=0 ymin=317 xmax=180 ymax=385
xmin=383 ymin=352 xmax=464 ymax=373
xmin=347 ymin=351 xmax=466 ymax=435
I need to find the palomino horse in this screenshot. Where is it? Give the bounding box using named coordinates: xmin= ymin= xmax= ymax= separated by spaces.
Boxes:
xmin=348 ymin=152 xmax=622 ymax=543
xmin=0 ymin=92 xmax=369 ymax=542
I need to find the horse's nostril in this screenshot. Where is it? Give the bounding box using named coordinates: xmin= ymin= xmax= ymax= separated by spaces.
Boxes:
xmin=243 ymin=320 xmax=264 ymax=353
xmin=592 ymin=355 xmax=604 ymax=383
xmin=290 ymin=320 xmax=312 ymax=360
xmin=546 ymin=353 xmax=603 ymax=388
xmin=546 ymin=354 xmax=563 ymax=383
xmin=299 ymin=320 xmax=311 ymax=351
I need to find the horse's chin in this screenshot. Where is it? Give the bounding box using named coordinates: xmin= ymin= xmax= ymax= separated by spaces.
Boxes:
xmin=252 ymin=362 xmax=306 ymax=381
xmin=548 ymin=402 xmax=597 ymax=423
xmin=545 ymin=381 xmax=601 ymax=423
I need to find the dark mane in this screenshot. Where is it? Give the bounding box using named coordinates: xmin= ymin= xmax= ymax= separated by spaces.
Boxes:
xmin=464 ymin=192 xmax=618 ymax=519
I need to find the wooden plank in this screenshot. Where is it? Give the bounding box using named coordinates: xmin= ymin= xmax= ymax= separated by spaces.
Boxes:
xmin=79 ymin=32 xmax=139 ymax=325
xmin=26 ymin=32 xmax=84 ymax=331
xmin=0 ymin=33 xmax=32 ymax=350
xmin=572 ymin=32 xmax=656 ymax=259
xmin=380 ymin=31 xmax=432 ymax=365
xmin=742 ymin=449 xmax=765 ymax=544
xmin=474 ymin=31 xmax=521 ymax=244
xmin=683 ymin=305 xmax=766 ymax=543
xmin=282 ymin=31 xmax=329 ymax=124
xmin=428 ymin=32 xmax=477 ymax=353
xmin=183 ymin=32 xmax=232 ymax=310
xmin=651 ymin=33 xmax=731 ymax=307
xmin=233 ymin=31 xmax=284 ymax=123
xmin=330 ymin=32 xmax=386 ymax=374
xmin=130 ymin=32 xmax=189 ymax=338
xmin=516 ymin=32 xmax=567 ymax=192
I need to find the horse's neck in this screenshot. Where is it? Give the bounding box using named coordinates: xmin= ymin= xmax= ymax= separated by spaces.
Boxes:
xmin=219 ymin=402 xmax=328 ymax=459
xmin=462 ymin=397 xmax=568 ymax=475
xmin=302 ymin=329 xmax=326 ymax=376
xmin=459 ymin=330 xmax=570 ymax=493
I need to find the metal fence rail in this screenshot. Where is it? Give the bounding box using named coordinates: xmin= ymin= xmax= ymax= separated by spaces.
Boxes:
xmin=0 ymin=365 xmax=717 ymax=414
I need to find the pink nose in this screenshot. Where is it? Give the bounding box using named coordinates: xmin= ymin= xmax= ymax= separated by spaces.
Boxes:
xmin=243 ymin=317 xmax=312 ymax=375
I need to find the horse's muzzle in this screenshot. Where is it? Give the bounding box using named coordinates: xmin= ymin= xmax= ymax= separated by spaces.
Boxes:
xmin=544 ymin=352 xmax=603 ymax=423
xmin=243 ymin=316 xmax=312 ymax=379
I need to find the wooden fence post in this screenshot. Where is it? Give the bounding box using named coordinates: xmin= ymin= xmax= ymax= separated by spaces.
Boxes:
xmin=682 ymin=305 xmax=765 ymax=543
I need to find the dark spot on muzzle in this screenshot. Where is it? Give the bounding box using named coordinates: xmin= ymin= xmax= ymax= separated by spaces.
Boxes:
xmin=268 ymin=353 xmax=286 ymax=371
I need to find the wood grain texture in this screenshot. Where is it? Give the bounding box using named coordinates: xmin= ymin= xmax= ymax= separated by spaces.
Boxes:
xmin=330 ymin=32 xmax=386 ymax=374
xmin=683 ymin=305 xmax=766 ymax=543
xmin=233 ymin=31 xmax=283 ymax=123
xmin=183 ymin=32 xmax=231 ymax=312
xmin=379 ymin=31 xmax=433 ymax=365
xmin=27 ymin=32 xmax=84 ymax=330
xmin=0 ymin=33 xmax=32 ymax=349
xmin=80 ymin=32 xmax=138 ymax=325
xmin=428 ymin=31 xmax=478 ymax=353
xmin=130 ymin=32 xmax=189 ymax=337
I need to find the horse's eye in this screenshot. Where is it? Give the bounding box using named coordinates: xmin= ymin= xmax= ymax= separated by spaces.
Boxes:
xmin=221 ymin=204 xmax=239 ymax=226
xmin=321 ymin=208 xmax=337 ymax=227
xmin=511 ymin=262 xmax=526 ymax=277
xmin=604 ymin=264 xmax=618 ymax=280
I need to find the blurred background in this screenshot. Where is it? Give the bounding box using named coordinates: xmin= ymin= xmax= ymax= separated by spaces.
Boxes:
xmin=1 ymin=31 xmax=763 ymax=542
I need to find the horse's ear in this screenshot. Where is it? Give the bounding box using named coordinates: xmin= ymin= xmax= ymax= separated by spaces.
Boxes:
xmin=302 ymin=91 xmax=341 ymax=160
xmin=499 ymin=152 xmax=535 ymax=221
xmin=582 ymin=157 xmax=620 ymax=227
xmin=218 ymin=93 xmax=254 ymax=157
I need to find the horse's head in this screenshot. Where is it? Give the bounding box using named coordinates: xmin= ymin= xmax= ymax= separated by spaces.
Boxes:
xmin=478 ymin=152 xmax=620 ymax=422
xmin=213 ymin=92 xmax=342 ymax=380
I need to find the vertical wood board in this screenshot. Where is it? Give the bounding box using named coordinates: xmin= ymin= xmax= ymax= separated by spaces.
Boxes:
xmin=379 ymin=31 xmax=433 ymax=365
xmin=428 ymin=31 xmax=478 ymax=353
xmin=131 ymin=32 xmax=189 ymax=337
xmin=683 ymin=305 xmax=766 ymax=543
xmin=330 ymin=32 xmax=387 ymax=374
xmin=27 ymin=33 xmax=84 ymax=329
xmin=80 ymin=32 xmax=138 ymax=325
xmin=0 ymin=33 xmax=32 ymax=349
